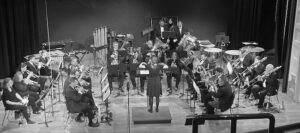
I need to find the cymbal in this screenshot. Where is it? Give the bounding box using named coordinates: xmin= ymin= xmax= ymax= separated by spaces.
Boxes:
xmin=204 ymin=48 xmax=222 ymax=53
xmin=200 ymin=44 xmax=215 ymax=48
xmin=250 ymin=47 xmax=265 ymax=53
xmin=225 ymin=50 xmax=241 ymax=56
xmin=242 ymin=42 xmax=258 ymax=45
xmin=240 ymin=45 xmax=255 ymax=51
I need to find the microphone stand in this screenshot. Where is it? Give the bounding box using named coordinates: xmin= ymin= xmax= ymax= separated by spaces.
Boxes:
xmin=127 ymin=82 xmax=131 ymax=133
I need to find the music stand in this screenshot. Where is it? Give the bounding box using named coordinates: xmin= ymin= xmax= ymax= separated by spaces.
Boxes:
xmin=232 ymin=71 xmax=246 ymax=109
xmin=162 ymin=31 xmax=176 ymax=39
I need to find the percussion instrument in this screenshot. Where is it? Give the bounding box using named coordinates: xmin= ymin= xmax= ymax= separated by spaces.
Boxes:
xmin=249 ymin=47 xmax=265 ymax=53
xmin=204 ymin=48 xmax=222 ymax=53
xmin=242 ymin=42 xmax=258 ymax=45
xmin=225 ymin=50 xmax=241 ymax=56
xmin=200 ymin=44 xmax=215 ymax=48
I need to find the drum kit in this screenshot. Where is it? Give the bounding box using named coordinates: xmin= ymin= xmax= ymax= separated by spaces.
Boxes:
xmin=193 ymin=41 xmax=265 ymax=73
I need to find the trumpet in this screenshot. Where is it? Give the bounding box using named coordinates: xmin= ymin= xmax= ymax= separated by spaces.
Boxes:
xmin=25 ymin=70 xmax=39 ymax=79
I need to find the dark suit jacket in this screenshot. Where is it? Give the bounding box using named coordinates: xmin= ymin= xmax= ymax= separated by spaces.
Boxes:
xmin=265 ymin=73 xmax=279 ymax=95
xmin=210 ymin=75 xmax=233 ymax=111
xmin=167 ymin=59 xmax=183 ymax=74
xmin=65 ymin=85 xmax=89 ymax=113
xmin=26 ymin=62 xmax=39 ymax=75
xmin=174 ymin=26 xmax=188 ymax=41
xmin=154 ymin=25 xmax=168 ymax=42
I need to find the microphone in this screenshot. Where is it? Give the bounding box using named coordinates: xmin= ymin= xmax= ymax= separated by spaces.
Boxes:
xmin=127 ymin=82 xmax=130 ymax=91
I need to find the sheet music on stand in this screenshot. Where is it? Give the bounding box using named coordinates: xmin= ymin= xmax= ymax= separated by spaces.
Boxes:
xmin=162 ymin=31 xmax=176 ymax=39
xmin=192 ymin=80 xmax=200 ymax=94
xmin=99 ymin=72 xmax=112 ymax=125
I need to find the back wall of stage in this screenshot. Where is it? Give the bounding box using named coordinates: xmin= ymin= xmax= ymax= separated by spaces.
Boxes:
xmin=37 ymin=0 xmax=232 ymax=46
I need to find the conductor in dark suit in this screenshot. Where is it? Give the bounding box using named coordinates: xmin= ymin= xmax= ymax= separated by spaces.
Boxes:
xmin=204 ymin=67 xmax=233 ymax=114
xmin=65 ymin=78 xmax=99 ymax=127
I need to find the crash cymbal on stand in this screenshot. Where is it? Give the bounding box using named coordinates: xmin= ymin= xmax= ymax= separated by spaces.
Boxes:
xmin=225 ymin=50 xmax=241 ymax=56
xmin=204 ymin=48 xmax=222 ymax=53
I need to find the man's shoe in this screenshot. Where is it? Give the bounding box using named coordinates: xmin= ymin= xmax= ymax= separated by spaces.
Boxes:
xmin=148 ymin=108 xmax=153 ymax=113
xmin=38 ymin=107 xmax=45 ymax=111
xmin=27 ymin=120 xmax=35 ymax=124
xmin=156 ymin=108 xmax=159 ymax=112
xmin=88 ymin=122 xmax=99 ymax=127
xmin=33 ymin=111 xmax=41 ymax=114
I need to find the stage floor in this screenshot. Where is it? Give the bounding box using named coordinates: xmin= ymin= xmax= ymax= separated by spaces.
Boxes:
xmin=1 ymin=53 xmax=300 ymax=133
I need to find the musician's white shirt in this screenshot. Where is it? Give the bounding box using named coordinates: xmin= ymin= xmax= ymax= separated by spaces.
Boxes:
xmin=179 ymin=27 xmax=182 ymax=34
xmin=160 ymin=26 xmax=164 ymax=33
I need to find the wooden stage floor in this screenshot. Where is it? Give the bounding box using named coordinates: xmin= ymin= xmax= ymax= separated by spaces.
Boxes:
xmin=0 ymin=54 xmax=299 ymax=133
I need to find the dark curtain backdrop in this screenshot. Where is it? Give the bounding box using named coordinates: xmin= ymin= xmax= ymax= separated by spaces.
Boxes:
xmin=0 ymin=0 xmax=40 ymax=78
xmin=228 ymin=0 xmax=297 ymax=92
xmin=228 ymin=0 xmax=263 ymax=50
xmin=281 ymin=0 xmax=297 ymax=92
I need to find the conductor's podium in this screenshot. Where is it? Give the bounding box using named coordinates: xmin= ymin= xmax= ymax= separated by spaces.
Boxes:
xmin=132 ymin=106 xmax=172 ymax=124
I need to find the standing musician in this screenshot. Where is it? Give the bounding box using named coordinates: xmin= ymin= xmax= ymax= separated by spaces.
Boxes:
xmin=166 ymin=52 xmax=183 ymax=95
xmin=139 ymin=55 xmax=168 ymax=113
xmin=64 ymin=78 xmax=99 ymax=127
xmin=107 ymin=41 xmax=125 ymax=93
xmin=203 ymin=67 xmax=233 ymax=114
xmin=154 ymin=19 xmax=168 ymax=43
xmin=166 ymin=18 xmax=177 ymax=51
xmin=251 ymin=64 xmax=279 ymax=108
xmin=174 ymin=21 xmax=188 ymax=45
xmin=13 ymin=71 xmax=43 ymax=114
xmin=1 ymin=78 xmax=35 ymax=124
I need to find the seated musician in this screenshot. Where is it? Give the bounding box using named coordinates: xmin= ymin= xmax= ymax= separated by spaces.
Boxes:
xmin=243 ymin=56 xmax=265 ymax=98
xmin=65 ymin=59 xmax=96 ymax=107
xmin=107 ymin=41 xmax=125 ymax=92
xmin=2 ymin=78 xmax=35 ymax=124
xmin=26 ymin=55 xmax=48 ymax=90
xmin=19 ymin=63 xmax=41 ymax=93
xmin=64 ymin=78 xmax=99 ymax=127
xmin=66 ymin=56 xmax=92 ymax=91
xmin=185 ymin=53 xmax=209 ymax=100
xmin=13 ymin=71 xmax=43 ymax=114
xmin=166 ymin=52 xmax=183 ymax=95
xmin=242 ymin=52 xmax=256 ymax=69
xmin=204 ymin=67 xmax=233 ymax=114
xmin=38 ymin=50 xmax=59 ymax=79
xmin=128 ymin=49 xmax=143 ymax=95
xmin=251 ymin=64 xmax=279 ymax=108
